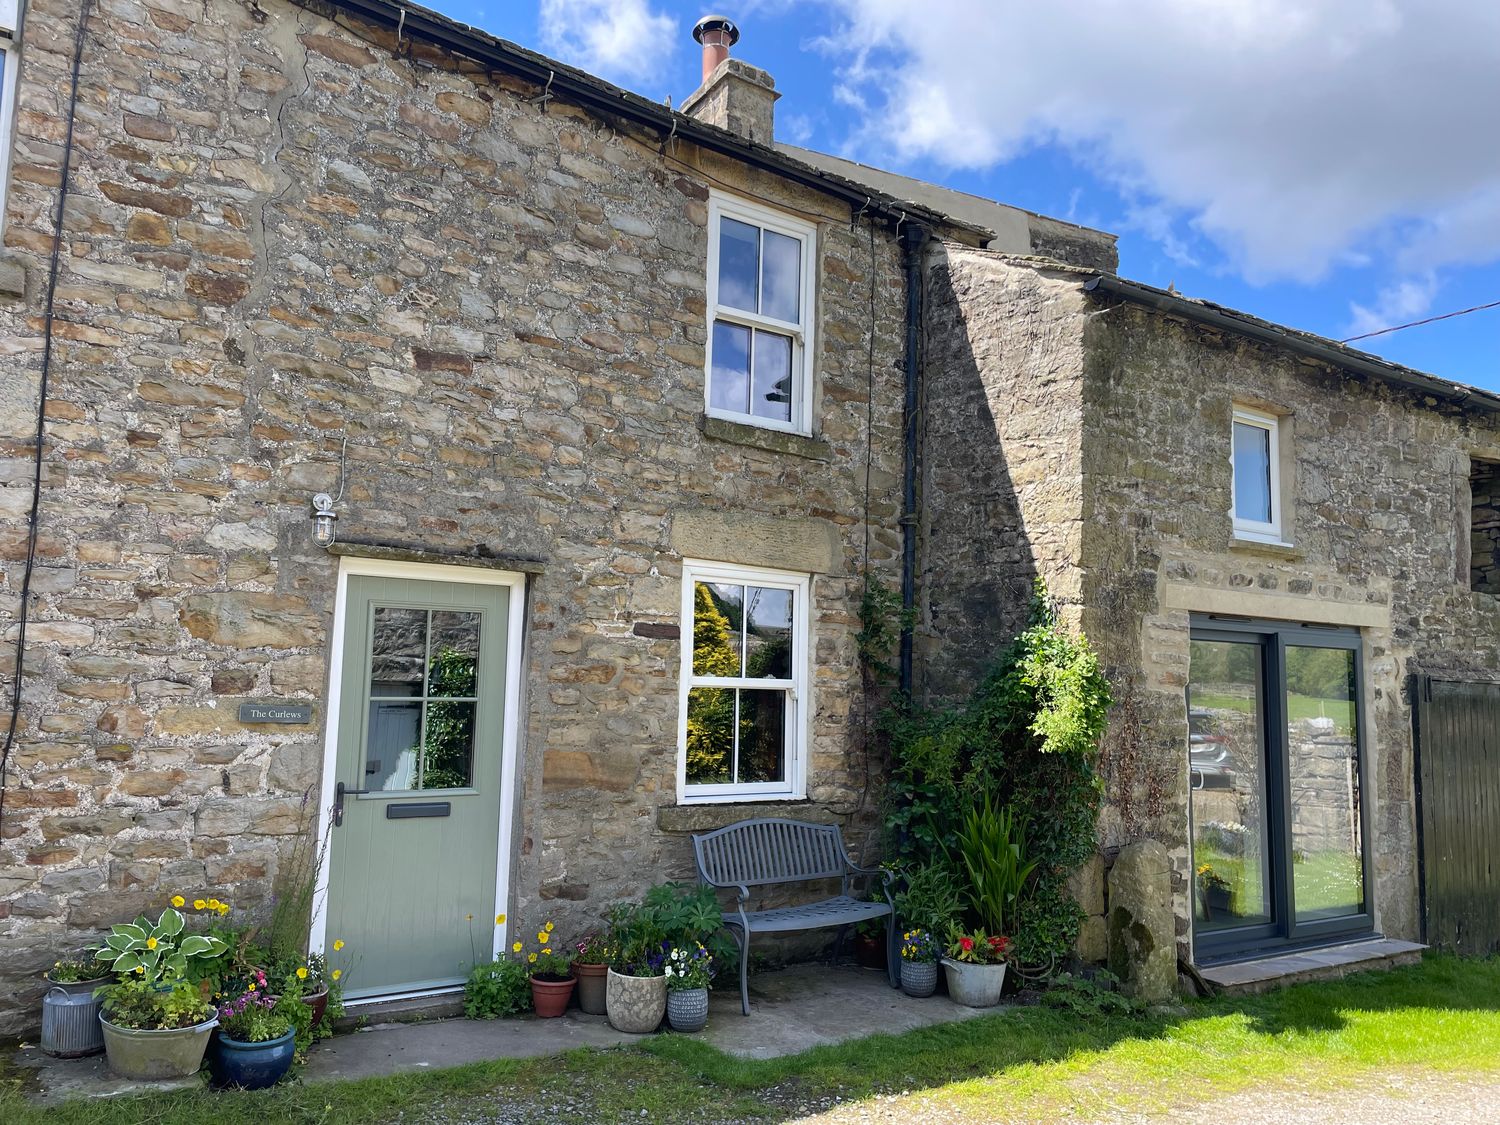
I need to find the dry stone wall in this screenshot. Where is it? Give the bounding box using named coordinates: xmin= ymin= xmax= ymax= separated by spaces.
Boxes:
xmin=0 ymin=0 xmax=914 ymax=1034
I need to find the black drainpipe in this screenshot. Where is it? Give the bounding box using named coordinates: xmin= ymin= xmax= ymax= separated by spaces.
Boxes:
xmin=898 ymin=222 xmax=927 ymax=698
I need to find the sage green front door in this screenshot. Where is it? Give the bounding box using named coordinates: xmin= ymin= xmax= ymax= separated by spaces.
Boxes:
xmin=326 ymin=575 xmax=511 ymax=999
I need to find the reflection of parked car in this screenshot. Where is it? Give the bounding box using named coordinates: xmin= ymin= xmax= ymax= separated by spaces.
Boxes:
xmin=1189 ymin=708 xmax=1236 ymax=791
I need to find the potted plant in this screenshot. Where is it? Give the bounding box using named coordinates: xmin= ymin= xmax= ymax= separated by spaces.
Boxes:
xmin=40 ymin=955 xmax=113 ymax=1058
xmin=898 ymin=929 xmax=941 ymax=997
xmin=526 ymin=923 xmax=575 ymax=1018
xmin=93 ymin=903 xmax=229 ymax=1079
xmin=603 ymin=901 xmax=668 ymax=1034
xmin=663 ymin=943 xmax=714 ymax=1032
xmin=464 ymin=956 xmax=532 ymax=1019
xmin=1197 ymin=863 xmax=1232 ymax=919
xmin=572 ymin=933 xmax=613 ymax=1015
xmin=209 ymin=970 xmax=296 ymax=1089
xmin=941 ymin=928 xmax=1010 ymax=1007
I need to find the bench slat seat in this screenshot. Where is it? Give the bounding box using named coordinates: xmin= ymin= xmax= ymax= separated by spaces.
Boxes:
xmin=692 ymin=817 xmax=898 ymax=1014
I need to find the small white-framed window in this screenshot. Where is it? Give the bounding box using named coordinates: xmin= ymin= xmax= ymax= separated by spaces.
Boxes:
xmin=0 ymin=0 xmax=18 ymax=230
xmin=1230 ymin=406 xmax=1284 ymax=543
xmin=677 ymin=560 xmax=809 ymax=803
xmin=705 ymin=191 xmax=817 ymax=435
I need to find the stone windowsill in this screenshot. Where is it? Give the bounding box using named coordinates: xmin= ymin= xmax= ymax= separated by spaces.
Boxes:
xmin=656 ymin=800 xmax=844 ymax=834
xmin=698 ymin=414 xmax=832 ymax=462
xmin=1229 ymin=536 xmax=1302 ymax=562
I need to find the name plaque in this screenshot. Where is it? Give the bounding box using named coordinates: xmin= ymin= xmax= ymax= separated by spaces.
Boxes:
xmin=238 ymin=702 xmax=314 ymax=724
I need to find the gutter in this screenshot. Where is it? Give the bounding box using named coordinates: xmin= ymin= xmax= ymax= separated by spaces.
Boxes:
xmin=323 ymin=0 xmax=980 ymax=237
xmin=1084 ymin=274 xmax=1500 ymax=415
xmin=898 ymin=222 xmax=927 ymax=697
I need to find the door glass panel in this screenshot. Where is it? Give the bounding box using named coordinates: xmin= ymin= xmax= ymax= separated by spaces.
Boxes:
xmin=1286 ymin=645 xmax=1365 ymax=921
xmin=428 ymin=611 xmax=480 ymax=697
xmin=421 ymin=700 xmax=475 ymax=790
xmin=365 ymin=699 xmax=422 ymax=790
xmin=370 ymin=607 xmax=426 ymax=695
xmin=685 ymin=686 xmax=733 ymax=783
xmin=1189 ymin=639 xmax=1273 ymax=932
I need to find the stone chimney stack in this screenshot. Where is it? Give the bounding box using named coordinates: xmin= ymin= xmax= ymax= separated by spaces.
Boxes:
xmin=681 ymin=15 xmax=779 ymax=145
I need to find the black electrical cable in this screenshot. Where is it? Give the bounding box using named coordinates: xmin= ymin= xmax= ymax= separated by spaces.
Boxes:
xmin=0 ymin=0 xmax=92 ymax=836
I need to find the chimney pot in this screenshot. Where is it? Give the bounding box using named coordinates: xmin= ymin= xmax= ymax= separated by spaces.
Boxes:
xmin=693 ymin=15 xmax=740 ymax=83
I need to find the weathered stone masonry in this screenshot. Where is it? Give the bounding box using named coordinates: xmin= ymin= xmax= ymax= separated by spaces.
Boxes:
xmin=0 ymin=0 xmax=947 ymax=1034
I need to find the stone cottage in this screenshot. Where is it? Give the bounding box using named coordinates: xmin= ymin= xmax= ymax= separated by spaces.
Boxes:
xmin=0 ymin=0 xmax=1116 ymax=1030
xmin=920 ymin=250 xmax=1500 ymax=978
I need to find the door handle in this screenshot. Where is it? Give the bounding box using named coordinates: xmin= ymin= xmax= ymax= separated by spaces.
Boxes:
xmin=333 ymin=780 xmax=373 ymax=827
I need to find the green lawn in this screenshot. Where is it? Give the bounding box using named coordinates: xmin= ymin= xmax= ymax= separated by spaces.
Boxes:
xmin=4 ymin=955 xmax=1497 ymax=1124
xmin=1192 ymin=690 xmax=1355 ymax=730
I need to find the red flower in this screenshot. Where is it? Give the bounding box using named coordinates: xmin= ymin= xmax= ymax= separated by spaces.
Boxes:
xmin=959 ymin=937 xmax=974 ymax=952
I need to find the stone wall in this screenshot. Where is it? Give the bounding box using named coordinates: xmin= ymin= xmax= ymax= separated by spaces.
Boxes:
xmin=1471 ymin=457 xmax=1500 ymax=595
xmin=0 ymin=0 xmax=919 ymax=1034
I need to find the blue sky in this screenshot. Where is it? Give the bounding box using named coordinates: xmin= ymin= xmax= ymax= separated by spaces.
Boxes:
xmin=439 ymin=1 xmax=1500 ymax=393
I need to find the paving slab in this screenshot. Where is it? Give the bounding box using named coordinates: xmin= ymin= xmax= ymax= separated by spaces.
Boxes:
xmin=15 ymin=962 xmax=994 ymax=1104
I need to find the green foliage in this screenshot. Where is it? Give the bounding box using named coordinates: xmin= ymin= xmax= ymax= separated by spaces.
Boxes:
xmin=423 ymin=647 xmax=477 ymax=789
xmin=1041 ymin=970 xmax=1143 ymax=1018
xmin=94 ymin=907 xmax=228 ymax=990
xmin=100 ymin=979 xmax=213 ymax=1031
xmin=606 ymin=883 xmax=737 ymax=980
xmin=45 ymin=955 xmax=105 ymax=983
xmin=884 ymin=582 xmax=1110 ymax=974
xmin=952 ymin=797 xmax=1038 ymax=937
xmin=857 ymin=573 xmax=912 ymax=684
xmin=893 ymin=863 xmax=965 ymax=937
xmin=463 ymin=957 xmax=532 ymax=1019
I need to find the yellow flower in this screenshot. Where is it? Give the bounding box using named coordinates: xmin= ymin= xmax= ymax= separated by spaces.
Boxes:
xmin=146 ymin=937 xmax=158 ymax=950
xmin=544 ymin=921 xmax=554 ymax=932
xmin=194 ymin=899 xmax=206 ymax=910
xmin=332 ymin=969 xmax=342 ymax=981
xmin=333 ymin=940 xmax=345 ymax=952
xmin=207 ymin=899 xmax=221 ymax=911
xmin=527 ymin=953 xmax=537 ymax=964
xmin=135 ymin=966 xmax=144 ymax=974
xmin=297 ymin=967 xmax=309 ymax=980
xmin=170 ymin=895 xmax=185 ymax=908
xmin=496 ymin=914 xmax=506 ymax=925
xmin=542 ymin=947 xmax=551 ymax=955
xmin=512 ymin=941 xmax=523 ymax=953
xmin=249 ymin=983 xmax=256 ymax=992
xmin=536 ymin=931 xmax=546 ymax=943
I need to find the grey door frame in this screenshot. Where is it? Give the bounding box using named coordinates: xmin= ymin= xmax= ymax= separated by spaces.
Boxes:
xmin=309 ymin=556 xmax=528 ymax=1002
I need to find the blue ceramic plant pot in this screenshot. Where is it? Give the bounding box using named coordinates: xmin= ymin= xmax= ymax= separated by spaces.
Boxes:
xmin=209 ymin=1025 xmax=296 ymax=1090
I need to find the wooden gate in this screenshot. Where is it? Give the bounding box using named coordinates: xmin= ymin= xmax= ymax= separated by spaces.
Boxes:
xmin=1413 ymin=677 xmax=1500 ymax=956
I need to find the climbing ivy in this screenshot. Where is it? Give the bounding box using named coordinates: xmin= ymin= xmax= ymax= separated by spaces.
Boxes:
xmin=884 ymin=581 xmax=1111 ymax=972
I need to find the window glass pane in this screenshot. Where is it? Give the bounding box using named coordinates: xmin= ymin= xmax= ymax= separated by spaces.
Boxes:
xmin=1189 ymin=639 xmax=1273 ymax=932
xmin=421 ymin=700 xmax=475 ymax=789
xmin=710 ymin=320 xmax=751 ymax=415
xmin=761 ymin=229 xmax=801 ymax=322
xmin=1285 ymin=646 xmax=1364 ymax=921
xmin=750 ymin=329 xmax=793 ymax=423
xmin=685 ymin=686 xmax=734 ymax=783
xmin=1232 ymin=421 xmax=1273 ymax=524
xmin=428 ymin=611 xmax=480 ymax=697
xmin=744 ymin=586 xmax=792 ymax=679
xmin=717 ymin=216 xmax=759 ymax=313
xmin=692 ymin=582 xmax=743 ymax=676
xmin=737 ymin=689 xmax=787 ymax=783
xmin=366 ymin=699 xmax=422 ymax=791
xmin=370 ymin=607 xmax=426 ymax=697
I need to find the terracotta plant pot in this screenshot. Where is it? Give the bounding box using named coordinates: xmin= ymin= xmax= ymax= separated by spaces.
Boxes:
xmin=100 ymin=1014 xmax=218 ymax=1080
xmin=605 ymin=968 xmax=666 ymax=1034
xmin=853 ymin=933 xmax=888 ymax=971
xmin=900 ymin=959 xmax=938 ymax=998
xmin=941 ymin=958 xmax=1007 ymax=1008
xmin=530 ymin=975 xmax=575 ymax=1018
xmin=303 ymin=984 xmax=330 ymax=1029
xmin=573 ymin=962 xmax=608 ymax=1015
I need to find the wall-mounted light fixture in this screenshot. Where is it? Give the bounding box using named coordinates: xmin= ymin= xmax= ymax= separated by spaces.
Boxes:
xmin=310 ymin=492 xmax=339 ymax=547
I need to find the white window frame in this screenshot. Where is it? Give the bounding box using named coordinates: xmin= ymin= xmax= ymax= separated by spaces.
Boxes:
xmin=705 ymin=191 xmax=818 ymax=436
xmin=676 ymin=559 xmax=810 ymax=804
xmin=0 ymin=0 xmax=19 ymax=231
xmin=1230 ymin=406 xmax=1284 ymax=544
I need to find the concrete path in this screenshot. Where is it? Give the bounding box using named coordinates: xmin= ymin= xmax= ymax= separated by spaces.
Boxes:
xmin=16 ymin=963 xmax=990 ymax=1103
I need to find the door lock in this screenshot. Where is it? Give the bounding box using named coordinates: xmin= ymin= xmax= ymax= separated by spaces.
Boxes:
xmin=333 ymin=780 xmax=372 ymax=827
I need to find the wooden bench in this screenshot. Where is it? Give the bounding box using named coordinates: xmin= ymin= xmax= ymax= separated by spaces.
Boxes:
xmin=692 ymin=817 xmax=897 ymax=1014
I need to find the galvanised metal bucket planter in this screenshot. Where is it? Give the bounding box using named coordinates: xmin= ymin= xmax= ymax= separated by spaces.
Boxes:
xmin=666 ymin=987 xmax=709 ymax=1033
xmin=209 ymin=1026 xmax=296 ymax=1090
xmin=900 ymin=959 xmax=938 ymax=998
xmin=41 ymin=977 xmax=111 ymax=1058
xmin=941 ymin=958 xmax=1007 ymax=1008
xmin=100 ymin=1014 xmax=218 ymax=1080
xmin=605 ymin=968 xmax=665 ymax=1034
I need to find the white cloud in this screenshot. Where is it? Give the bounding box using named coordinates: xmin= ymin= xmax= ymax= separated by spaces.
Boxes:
xmin=1346 ymin=273 xmax=1439 ymax=341
xmin=538 ymin=0 xmax=675 ymax=88
xmin=820 ymin=0 xmax=1500 ymax=284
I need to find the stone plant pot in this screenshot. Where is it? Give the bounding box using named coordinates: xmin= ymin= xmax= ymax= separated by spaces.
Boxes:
xmin=209 ymin=1026 xmax=296 ymax=1090
xmin=666 ymin=987 xmax=709 ymax=1033
xmin=530 ymin=975 xmax=576 ymax=1018
xmin=899 ymin=959 xmax=938 ymax=998
xmin=100 ymin=1014 xmax=218 ymax=1080
xmin=605 ymin=968 xmax=666 ymax=1034
xmin=941 ymin=958 xmax=1007 ymax=1008
xmin=573 ymin=962 xmax=608 ymax=1015
xmin=40 ymin=976 xmax=112 ymax=1058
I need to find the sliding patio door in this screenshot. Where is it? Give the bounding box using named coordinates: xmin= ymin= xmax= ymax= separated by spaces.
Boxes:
xmin=1188 ymin=619 xmax=1373 ymax=961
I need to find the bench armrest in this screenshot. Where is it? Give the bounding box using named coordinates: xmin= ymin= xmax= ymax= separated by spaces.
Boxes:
xmin=844 ymin=862 xmax=896 ymax=904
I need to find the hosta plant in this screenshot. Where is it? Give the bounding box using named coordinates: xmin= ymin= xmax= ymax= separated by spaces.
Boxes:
xmin=94 ymin=905 xmax=228 ymax=1030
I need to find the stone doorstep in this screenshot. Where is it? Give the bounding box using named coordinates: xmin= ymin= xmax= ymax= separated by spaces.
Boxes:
xmin=333 ymin=990 xmax=465 ymax=1030
xmin=1198 ymin=937 xmax=1427 ymax=995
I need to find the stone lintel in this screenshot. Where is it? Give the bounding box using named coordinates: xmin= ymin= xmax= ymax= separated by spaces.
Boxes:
xmin=1164 ymin=582 xmax=1390 ymax=630
xmin=670 ymin=507 xmax=842 ymax=576
xmin=329 ymin=540 xmax=546 ymax=575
